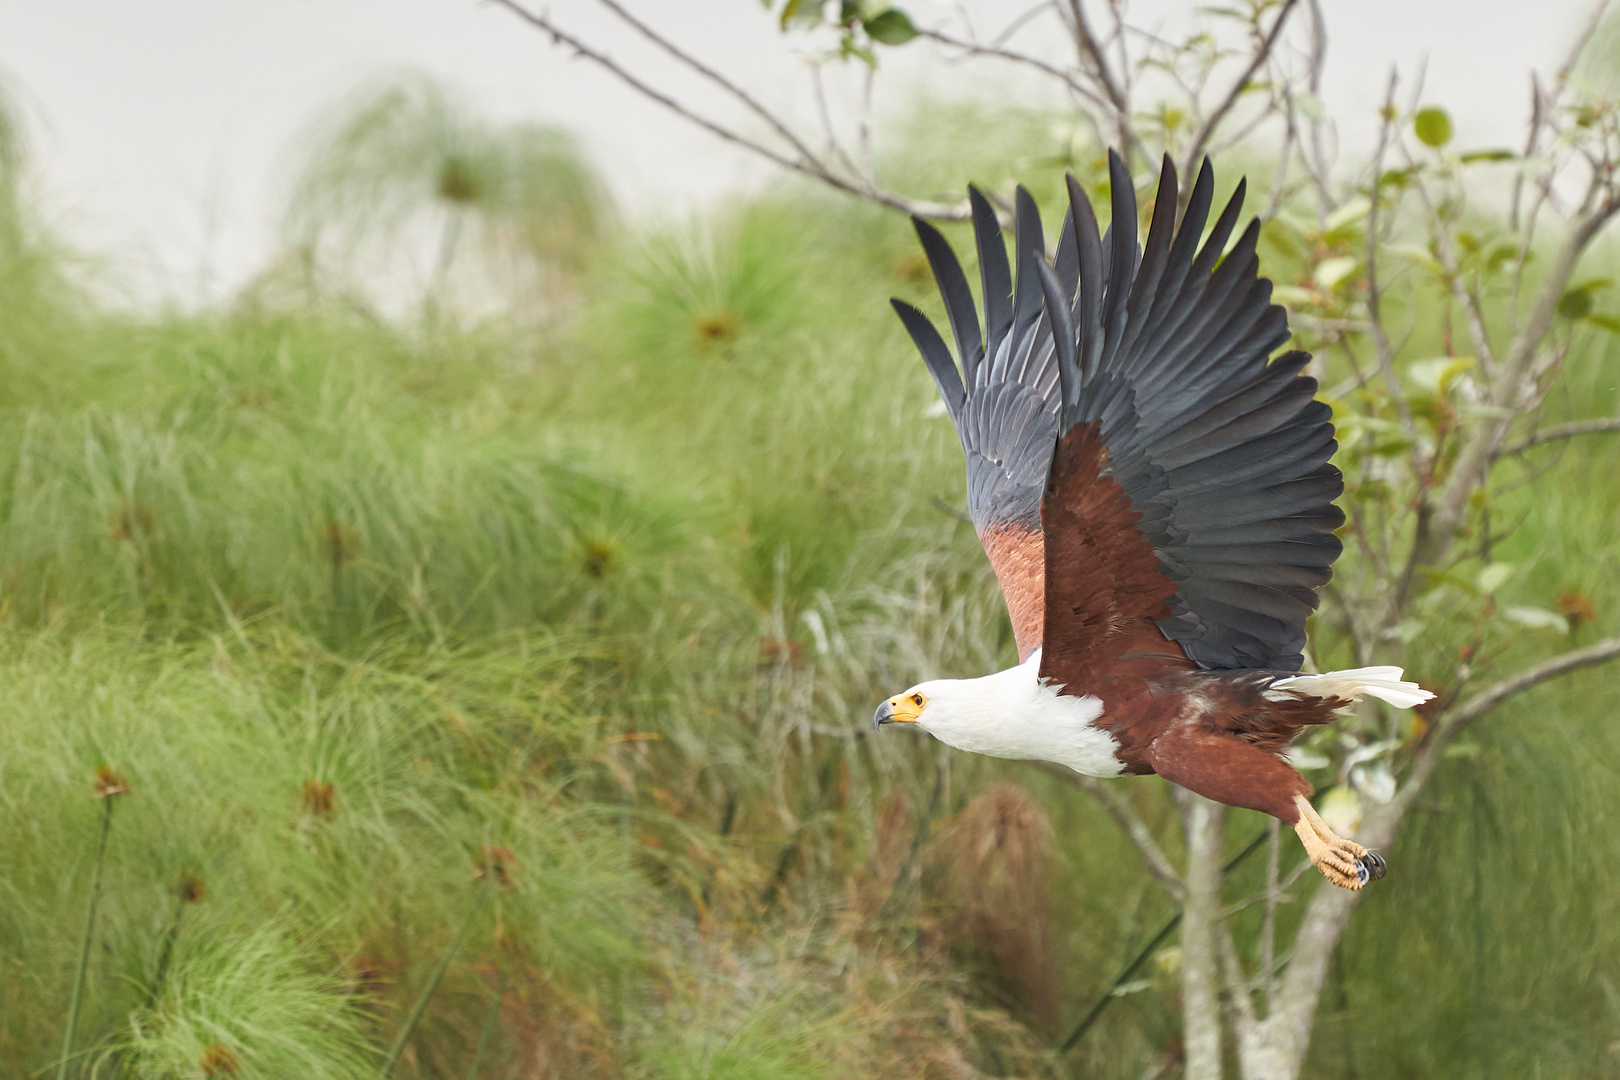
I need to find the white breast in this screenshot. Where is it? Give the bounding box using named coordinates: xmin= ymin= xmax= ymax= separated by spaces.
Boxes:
xmin=911 ymin=650 xmax=1124 ymax=778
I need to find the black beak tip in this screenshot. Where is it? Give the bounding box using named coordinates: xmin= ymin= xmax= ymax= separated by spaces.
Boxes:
xmin=874 ymin=701 xmax=894 ymax=727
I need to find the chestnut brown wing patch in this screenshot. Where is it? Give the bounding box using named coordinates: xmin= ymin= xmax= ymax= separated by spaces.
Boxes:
xmin=979 ymin=523 xmax=1045 ymax=660
xmin=1034 ymin=152 xmax=1344 ymax=674
xmin=1037 ymin=423 xmax=1193 ymax=693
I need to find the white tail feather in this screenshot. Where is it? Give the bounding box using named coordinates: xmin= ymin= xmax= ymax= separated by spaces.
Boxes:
xmin=1267 ymin=666 xmax=1435 ymax=709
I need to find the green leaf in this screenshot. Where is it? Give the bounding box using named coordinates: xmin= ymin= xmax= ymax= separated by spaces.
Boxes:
xmin=1476 ymin=562 xmax=1515 ymax=595
xmin=1294 ymin=91 xmax=1325 ymax=122
xmin=779 ymin=0 xmax=824 ymax=29
xmin=1406 ymin=355 xmax=1475 ymax=396
xmin=1485 ymin=241 xmax=1519 ymax=275
xmin=1459 ymin=148 xmax=1516 ymax=163
xmin=1587 ymin=312 xmax=1620 ymax=333
xmin=863 ymin=7 xmax=917 ymax=44
xmin=1503 ymin=605 xmax=1570 ymax=633
xmin=839 ymin=37 xmax=878 ymax=64
xmin=1559 ymin=288 xmax=1595 ymax=320
xmin=1323 ymin=196 xmax=1371 ymax=234
xmin=1314 ymin=256 xmax=1359 ymax=290
xmin=1390 ymin=243 xmax=1442 ymax=274
xmin=1414 ymin=106 xmax=1453 ymax=148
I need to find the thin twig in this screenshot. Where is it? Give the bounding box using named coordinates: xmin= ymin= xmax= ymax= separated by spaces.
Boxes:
xmin=929 ymin=494 xmax=974 ymax=525
xmin=494 ymin=0 xmax=970 ymax=220
xmin=1400 ymin=141 xmax=1502 ymax=378
xmin=1058 ymin=828 xmax=1269 ymax=1054
xmin=1445 ymin=634 xmax=1620 ymax=732
xmin=1364 ymin=69 xmax=1421 ymax=446
xmin=917 ymin=27 xmax=1108 ymax=108
xmin=1217 ymin=919 xmax=1258 ymax=1041
xmin=991 ymin=1 xmax=1052 ymax=47
xmin=592 ymin=0 xmax=824 ymax=167
xmin=1031 ymin=761 xmax=1184 ymax=900
xmin=1416 ymin=189 xmax=1620 ymax=568
xmin=1493 ymin=416 xmax=1620 ymax=458
xmin=1381 ymin=635 xmax=1620 ymax=836
xmin=1294 ymin=314 xmax=1372 ymax=335
xmin=1063 ymin=0 xmax=1140 ymax=161
xmin=1262 ymin=88 xmax=1298 ymax=222
xmin=1180 ymin=0 xmax=1302 ymax=187
xmin=1302 ymin=0 xmax=1334 ymax=228
xmin=1261 ymin=818 xmax=1280 ymax=1014
xmin=1510 ymin=73 xmax=1544 ymax=234
xmin=808 ymin=65 xmax=860 ymax=178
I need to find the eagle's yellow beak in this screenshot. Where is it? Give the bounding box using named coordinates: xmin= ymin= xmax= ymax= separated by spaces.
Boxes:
xmin=874 ymin=692 xmax=927 ymax=727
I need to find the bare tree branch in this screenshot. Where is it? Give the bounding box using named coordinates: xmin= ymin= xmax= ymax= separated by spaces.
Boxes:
xmin=1260 ymin=818 xmax=1280 ymax=1015
xmin=1031 ymin=761 xmax=1185 ymax=901
xmin=1403 ymin=155 xmax=1503 ymax=378
xmin=1363 ymin=70 xmax=1421 ymax=447
xmin=916 ymin=27 xmax=1109 ymax=110
xmin=1510 ymin=72 xmax=1544 ymax=234
xmin=1417 ymin=191 xmax=1620 ymax=567
xmin=494 ymin=0 xmax=971 ymax=220
xmin=1242 ymin=634 xmax=1620 ymax=1071
xmin=1061 ymin=0 xmax=1140 ymax=161
xmin=1301 ymin=0 xmax=1335 ymax=228
xmin=1180 ymin=0 xmax=1302 ymax=187
xmin=1179 ymin=793 xmax=1226 ymax=1080
xmin=1444 ymin=634 xmax=1620 ymax=732
xmin=1494 ymin=416 xmax=1620 ymax=458
xmin=1557 ymin=0 xmax=1616 ymax=85
xmin=592 ymin=0 xmax=824 ymax=167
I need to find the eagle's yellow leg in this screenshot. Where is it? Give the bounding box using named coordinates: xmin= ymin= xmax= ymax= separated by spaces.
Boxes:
xmin=1290 ymin=793 xmax=1386 ymax=891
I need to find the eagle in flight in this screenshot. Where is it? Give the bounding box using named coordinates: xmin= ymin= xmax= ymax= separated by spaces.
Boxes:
xmin=876 ymin=152 xmax=1432 ymax=891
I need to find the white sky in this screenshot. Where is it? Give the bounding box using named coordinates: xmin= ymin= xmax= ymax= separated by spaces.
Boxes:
xmin=0 ymin=0 xmax=1599 ymax=305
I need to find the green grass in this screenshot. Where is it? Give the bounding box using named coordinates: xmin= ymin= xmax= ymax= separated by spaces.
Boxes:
xmin=1 ymin=80 xmax=1618 ymax=1078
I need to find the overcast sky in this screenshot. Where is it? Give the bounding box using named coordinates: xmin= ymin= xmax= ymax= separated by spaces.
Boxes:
xmin=0 ymin=0 xmax=1600 ymax=305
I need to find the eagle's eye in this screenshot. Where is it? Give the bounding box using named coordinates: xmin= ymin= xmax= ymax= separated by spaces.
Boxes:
xmin=911 ymin=693 xmax=925 ymax=707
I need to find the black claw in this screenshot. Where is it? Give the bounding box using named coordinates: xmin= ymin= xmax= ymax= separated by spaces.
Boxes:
xmin=1358 ymin=852 xmax=1387 ymax=882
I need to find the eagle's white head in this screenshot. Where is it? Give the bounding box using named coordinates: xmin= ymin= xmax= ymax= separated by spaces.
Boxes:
xmin=873 ymin=651 xmax=1123 ymax=778
xmin=875 ymin=674 xmax=1010 ymax=756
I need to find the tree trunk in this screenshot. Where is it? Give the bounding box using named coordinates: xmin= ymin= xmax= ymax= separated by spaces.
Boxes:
xmin=1181 ymin=793 xmax=1228 ymax=1080
xmin=1234 ymin=795 xmax=1419 ymax=1080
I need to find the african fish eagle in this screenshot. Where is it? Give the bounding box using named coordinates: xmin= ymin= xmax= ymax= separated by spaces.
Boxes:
xmin=876 ymin=152 xmax=1432 ymax=891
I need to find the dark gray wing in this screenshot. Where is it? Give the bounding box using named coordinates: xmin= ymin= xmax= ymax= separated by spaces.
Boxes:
xmin=891 ymin=187 xmax=1075 ymax=657
xmin=1037 ymin=152 xmax=1344 ymax=671
xmin=891 ymin=186 xmax=1067 ymax=535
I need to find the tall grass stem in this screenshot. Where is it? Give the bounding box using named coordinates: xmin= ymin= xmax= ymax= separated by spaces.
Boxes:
xmin=57 ymin=797 xmax=116 ymax=1080
xmin=462 ymin=968 xmax=504 ymax=1080
xmin=380 ymin=882 xmax=492 ymax=1078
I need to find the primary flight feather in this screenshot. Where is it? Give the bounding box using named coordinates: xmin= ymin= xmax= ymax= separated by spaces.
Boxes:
xmin=878 ymin=152 xmax=1432 ymax=891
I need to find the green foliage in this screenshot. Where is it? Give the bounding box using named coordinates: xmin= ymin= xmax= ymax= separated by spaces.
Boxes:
xmin=766 ymin=0 xmax=917 ymax=61
xmin=0 ymin=72 xmax=1616 ymax=1080
xmin=1413 ymin=105 xmax=1454 ymax=148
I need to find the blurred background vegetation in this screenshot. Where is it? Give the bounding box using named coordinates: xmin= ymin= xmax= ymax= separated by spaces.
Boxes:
xmin=0 ymin=47 xmax=1617 ymax=1080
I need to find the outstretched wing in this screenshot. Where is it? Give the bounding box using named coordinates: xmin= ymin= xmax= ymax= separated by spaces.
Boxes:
xmin=890 ymin=186 xmax=1077 ymax=659
xmin=1036 ymin=152 xmax=1344 ymax=692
